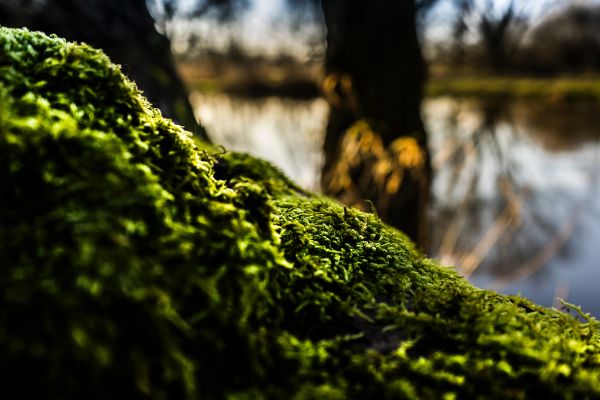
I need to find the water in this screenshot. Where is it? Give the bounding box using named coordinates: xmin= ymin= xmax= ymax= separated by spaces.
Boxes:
xmin=192 ymin=91 xmax=600 ymax=317
xmin=425 ymin=98 xmax=600 ymax=315
xmin=191 ymin=92 xmax=328 ymax=191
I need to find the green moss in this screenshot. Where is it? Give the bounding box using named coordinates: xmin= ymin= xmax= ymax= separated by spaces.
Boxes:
xmin=1 ymin=27 xmax=600 ymax=399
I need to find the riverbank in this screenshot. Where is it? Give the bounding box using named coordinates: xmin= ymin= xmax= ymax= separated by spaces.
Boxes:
xmin=427 ymin=76 xmax=600 ymax=101
xmin=179 ymin=60 xmax=600 ymax=101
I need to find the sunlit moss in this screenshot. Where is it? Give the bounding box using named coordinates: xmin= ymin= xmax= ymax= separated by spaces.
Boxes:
xmin=1 ymin=27 xmax=600 ymax=399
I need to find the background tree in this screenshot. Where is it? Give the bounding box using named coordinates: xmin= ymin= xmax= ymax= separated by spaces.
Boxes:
xmin=477 ymin=0 xmax=526 ymax=72
xmin=319 ymin=0 xmax=431 ymax=246
xmin=522 ymin=2 xmax=600 ymax=74
xmin=444 ymin=0 xmax=528 ymax=73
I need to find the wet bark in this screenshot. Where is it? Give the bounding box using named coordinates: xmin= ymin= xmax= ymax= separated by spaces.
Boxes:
xmin=0 ymin=0 xmax=208 ymax=140
xmin=320 ymin=0 xmax=431 ymax=246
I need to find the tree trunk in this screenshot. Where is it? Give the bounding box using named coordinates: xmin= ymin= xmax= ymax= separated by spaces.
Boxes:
xmin=320 ymin=0 xmax=431 ymax=246
xmin=0 ymin=0 xmax=208 ymax=140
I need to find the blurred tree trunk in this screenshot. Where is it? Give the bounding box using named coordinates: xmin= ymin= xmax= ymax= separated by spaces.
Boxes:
xmin=0 ymin=0 xmax=208 ymax=140
xmin=320 ymin=0 xmax=430 ymax=246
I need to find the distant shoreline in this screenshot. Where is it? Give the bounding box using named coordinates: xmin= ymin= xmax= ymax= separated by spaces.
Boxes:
xmin=179 ymin=59 xmax=600 ymax=102
xmin=427 ymin=76 xmax=600 ymax=102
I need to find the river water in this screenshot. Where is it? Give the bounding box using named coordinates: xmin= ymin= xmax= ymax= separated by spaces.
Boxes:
xmin=192 ymin=91 xmax=600 ymax=317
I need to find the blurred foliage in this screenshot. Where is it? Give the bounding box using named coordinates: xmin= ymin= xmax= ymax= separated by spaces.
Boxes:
xmin=427 ymin=77 xmax=600 ymax=102
xmin=438 ymin=0 xmax=527 ymax=72
xmin=436 ymin=1 xmax=600 ymax=76
xmin=325 ymin=120 xmax=427 ymax=221
xmin=148 ymin=0 xmax=251 ymax=25
xmin=3 ymin=27 xmax=600 ymax=399
xmin=521 ymin=3 xmax=600 ymax=74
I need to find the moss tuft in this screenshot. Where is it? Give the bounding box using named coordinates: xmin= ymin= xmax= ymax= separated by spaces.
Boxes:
xmin=1 ymin=27 xmax=600 ymax=399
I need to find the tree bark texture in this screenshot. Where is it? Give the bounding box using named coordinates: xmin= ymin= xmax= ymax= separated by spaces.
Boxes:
xmin=320 ymin=0 xmax=431 ymax=246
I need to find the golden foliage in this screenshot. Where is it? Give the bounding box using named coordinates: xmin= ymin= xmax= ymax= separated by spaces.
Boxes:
xmin=327 ymin=120 xmax=426 ymax=200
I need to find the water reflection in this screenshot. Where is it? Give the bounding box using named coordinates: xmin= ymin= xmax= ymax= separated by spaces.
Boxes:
xmin=192 ymin=91 xmax=600 ymax=316
xmin=426 ymin=98 xmax=600 ymax=316
xmin=191 ymin=92 xmax=328 ymax=191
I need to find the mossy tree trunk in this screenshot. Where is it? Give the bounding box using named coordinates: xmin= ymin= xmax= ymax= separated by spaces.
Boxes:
xmin=320 ymin=0 xmax=430 ymax=246
xmin=0 ymin=0 xmax=209 ymax=140
xmin=3 ymin=27 xmax=600 ymax=399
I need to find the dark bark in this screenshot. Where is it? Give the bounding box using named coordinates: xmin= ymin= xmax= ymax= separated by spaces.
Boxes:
xmin=320 ymin=0 xmax=430 ymax=246
xmin=0 ymin=0 xmax=208 ymax=140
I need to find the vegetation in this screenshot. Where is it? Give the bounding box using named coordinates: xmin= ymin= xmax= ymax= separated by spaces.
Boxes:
xmin=0 ymin=0 xmax=208 ymax=140
xmin=427 ymin=76 xmax=600 ymax=102
xmin=516 ymin=3 xmax=600 ymax=75
xmin=2 ymin=27 xmax=600 ymax=399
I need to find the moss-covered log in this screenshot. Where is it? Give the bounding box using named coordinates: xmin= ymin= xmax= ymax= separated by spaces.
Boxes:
xmin=1 ymin=27 xmax=600 ymax=399
xmin=0 ymin=0 xmax=209 ymax=141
